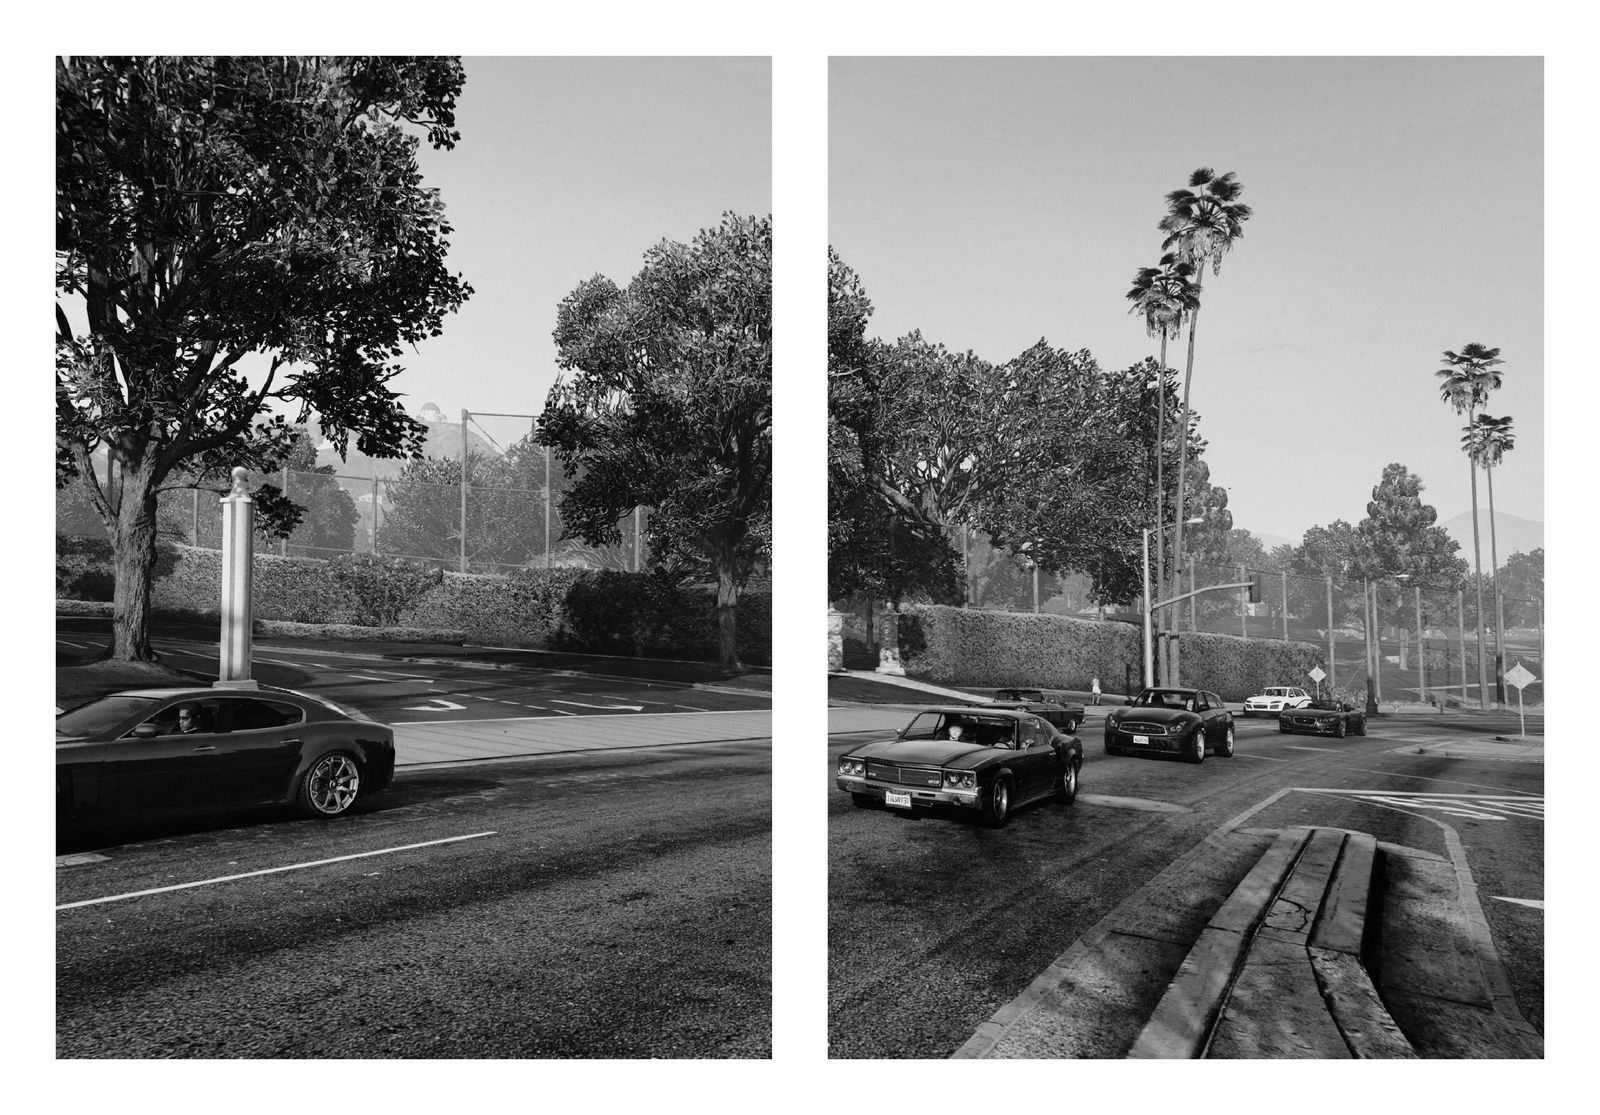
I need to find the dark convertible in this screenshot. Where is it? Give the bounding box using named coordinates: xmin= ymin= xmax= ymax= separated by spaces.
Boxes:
xmin=57 ymin=685 xmax=396 ymax=825
xmin=988 ymin=687 xmax=1085 ymax=733
xmin=1103 ymin=686 xmax=1235 ymax=763
xmin=1279 ymin=698 xmax=1367 ymax=738
xmin=836 ymin=707 xmax=1082 ymax=827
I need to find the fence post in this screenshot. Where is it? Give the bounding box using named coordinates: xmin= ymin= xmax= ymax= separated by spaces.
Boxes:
xmin=1281 ymin=569 xmax=1289 ymax=641
xmin=371 ymin=475 xmax=381 ymax=555
xmin=1415 ymin=585 xmax=1426 ymax=706
xmin=1457 ymin=589 xmax=1468 ymax=709
xmin=459 ymin=409 xmax=469 ymax=573
xmin=1188 ymin=557 xmax=1196 ymax=633
xmin=280 ymin=466 xmax=290 ymax=556
xmin=1239 ymin=563 xmax=1248 ymax=639
xmin=1326 ymin=576 xmax=1335 ymax=691
xmin=545 ymin=442 xmax=552 ymax=571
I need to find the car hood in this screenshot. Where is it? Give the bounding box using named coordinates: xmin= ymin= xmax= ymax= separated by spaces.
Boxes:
xmin=844 ymin=738 xmax=1005 ymax=767
xmin=1111 ymin=707 xmax=1194 ymax=724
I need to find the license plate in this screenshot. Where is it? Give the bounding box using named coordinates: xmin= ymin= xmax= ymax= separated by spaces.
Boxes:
xmin=885 ymin=790 xmax=912 ymax=809
xmin=1133 ymin=734 xmax=1150 ymax=747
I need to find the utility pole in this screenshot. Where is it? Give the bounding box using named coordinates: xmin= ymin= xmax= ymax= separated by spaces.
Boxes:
xmin=1326 ymin=575 xmax=1335 ymax=692
xmin=459 ymin=409 xmax=469 ymax=573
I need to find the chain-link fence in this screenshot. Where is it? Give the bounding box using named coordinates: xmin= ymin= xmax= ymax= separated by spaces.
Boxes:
xmin=144 ymin=468 xmax=648 ymax=575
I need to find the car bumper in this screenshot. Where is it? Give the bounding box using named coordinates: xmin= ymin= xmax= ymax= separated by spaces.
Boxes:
xmin=1279 ymin=718 xmax=1339 ymax=735
xmin=836 ymin=776 xmax=981 ymax=810
xmin=1103 ymin=730 xmax=1185 ymax=754
xmin=1243 ymin=705 xmax=1283 ymax=716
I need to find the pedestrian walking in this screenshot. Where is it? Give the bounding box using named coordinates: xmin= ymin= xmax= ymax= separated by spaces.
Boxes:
xmin=1090 ymin=676 xmax=1101 ymax=706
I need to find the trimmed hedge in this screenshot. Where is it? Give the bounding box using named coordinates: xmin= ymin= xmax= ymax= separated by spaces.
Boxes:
xmin=56 ymin=539 xmax=770 ymax=666
xmin=892 ymin=604 xmax=1324 ymax=701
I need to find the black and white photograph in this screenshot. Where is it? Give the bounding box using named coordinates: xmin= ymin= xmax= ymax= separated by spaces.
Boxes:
xmin=54 ymin=55 xmax=772 ymax=1059
xmin=826 ymin=56 xmax=1545 ymax=1059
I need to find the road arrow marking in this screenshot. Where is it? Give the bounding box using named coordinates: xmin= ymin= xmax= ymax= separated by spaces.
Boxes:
xmin=402 ymin=698 xmax=467 ymax=712
xmin=1491 ymin=896 xmax=1544 ymax=910
xmin=550 ymin=699 xmax=646 ymax=711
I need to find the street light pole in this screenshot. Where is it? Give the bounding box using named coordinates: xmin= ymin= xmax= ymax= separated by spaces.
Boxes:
xmin=1142 ymin=525 xmax=1155 ymax=688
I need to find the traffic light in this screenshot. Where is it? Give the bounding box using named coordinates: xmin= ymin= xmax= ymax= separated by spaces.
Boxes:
xmin=1247 ymin=571 xmax=1269 ymax=604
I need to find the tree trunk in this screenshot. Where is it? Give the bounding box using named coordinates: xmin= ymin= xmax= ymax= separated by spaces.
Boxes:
xmin=715 ymin=550 xmax=743 ymax=675
xmin=1466 ymin=408 xmax=1489 ymax=709
xmin=1485 ymin=462 xmax=1505 ymax=705
xmin=1154 ymin=335 xmax=1167 ymax=677
xmin=108 ymin=474 xmax=161 ymax=662
xmin=1170 ymin=299 xmax=1202 ymax=682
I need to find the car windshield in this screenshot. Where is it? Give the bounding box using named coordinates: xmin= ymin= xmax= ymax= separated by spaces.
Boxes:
xmin=56 ymin=695 xmax=159 ymax=737
xmin=901 ymin=712 xmax=1019 ymax=748
xmin=1131 ymin=689 xmax=1195 ymax=711
xmin=1262 ymin=689 xmax=1289 ymax=696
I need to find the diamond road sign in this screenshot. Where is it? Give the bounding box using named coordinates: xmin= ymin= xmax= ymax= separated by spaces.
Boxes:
xmin=1308 ymin=666 xmax=1326 ymax=683
xmin=1505 ymin=662 xmax=1537 ymax=690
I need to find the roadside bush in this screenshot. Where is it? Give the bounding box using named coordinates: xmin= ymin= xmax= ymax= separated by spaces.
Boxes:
xmin=894 ymin=605 xmax=1141 ymax=691
xmin=325 ymin=553 xmax=444 ymax=627
xmin=1171 ymin=631 xmax=1323 ymax=700
xmin=55 ymin=535 xmax=116 ymax=600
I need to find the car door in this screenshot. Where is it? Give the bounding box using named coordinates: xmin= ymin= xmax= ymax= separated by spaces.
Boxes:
xmin=1019 ymin=717 xmax=1058 ymax=798
xmin=97 ymin=702 xmax=224 ymax=810
xmin=1196 ymin=692 xmax=1223 ymax=744
xmin=208 ymin=697 xmax=308 ymax=802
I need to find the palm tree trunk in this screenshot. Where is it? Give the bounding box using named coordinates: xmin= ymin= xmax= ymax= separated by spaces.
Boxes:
xmin=1170 ymin=298 xmax=1202 ymax=685
xmin=1485 ymin=461 xmax=1505 ymax=704
xmin=1154 ymin=334 xmax=1167 ymax=682
xmin=1466 ymin=408 xmax=1489 ymax=709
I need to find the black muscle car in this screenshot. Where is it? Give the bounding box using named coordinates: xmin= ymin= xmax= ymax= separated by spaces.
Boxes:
xmin=988 ymin=687 xmax=1085 ymax=733
xmin=1279 ymin=699 xmax=1367 ymax=738
xmin=57 ymin=685 xmax=396 ymax=826
xmin=1103 ymin=686 xmax=1234 ymax=763
xmin=836 ymin=707 xmax=1083 ymax=827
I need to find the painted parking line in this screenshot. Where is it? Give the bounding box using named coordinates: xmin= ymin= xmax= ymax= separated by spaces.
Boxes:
xmin=56 ymin=831 xmax=498 ymax=911
xmin=1235 ymin=752 xmax=1291 ymax=762
xmin=1284 ymin=745 xmax=1341 ymax=753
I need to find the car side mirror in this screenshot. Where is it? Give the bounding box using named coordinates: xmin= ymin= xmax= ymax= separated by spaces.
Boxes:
xmin=130 ymin=723 xmax=160 ymax=739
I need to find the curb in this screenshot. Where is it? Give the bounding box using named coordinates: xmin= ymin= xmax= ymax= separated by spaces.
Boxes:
xmin=1129 ymin=825 xmax=1413 ymax=1059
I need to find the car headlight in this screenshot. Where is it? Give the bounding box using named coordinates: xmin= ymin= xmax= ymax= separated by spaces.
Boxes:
xmin=839 ymin=758 xmax=865 ymax=777
xmin=942 ymin=770 xmax=976 ymax=790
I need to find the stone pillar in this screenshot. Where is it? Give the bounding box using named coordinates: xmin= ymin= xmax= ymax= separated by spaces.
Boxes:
xmin=827 ymin=610 xmax=845 ymax=672
xmin=218 ymin=467 xmax=258 ymax=688
xmin=875 ymin=608 xmax=905 ymax=675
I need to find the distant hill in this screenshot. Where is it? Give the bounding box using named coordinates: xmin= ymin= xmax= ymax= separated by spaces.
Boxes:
xmin=1438 ymin=510 xmax=1543 ymax=562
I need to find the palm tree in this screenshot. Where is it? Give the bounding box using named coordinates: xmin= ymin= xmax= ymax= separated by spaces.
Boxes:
xmin=1156 ymin=168 xmax=1251 ymax=680
xmin=1436 ymin=342 xmax=1504 ymax=707
xmin=1125 ymin=253 xmax=1199 ymax=677
xmin=1465 ymin=412 xmax=1516 ymax=705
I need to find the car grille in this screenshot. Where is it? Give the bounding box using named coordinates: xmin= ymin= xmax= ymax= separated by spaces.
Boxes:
xmin=1288 ymin=715 xmax=1328 ymax=727
xmin=1116 ymin=720 xmax=1171 ymax=735
xmin=865 ymin=761 xmax=942 ymax=788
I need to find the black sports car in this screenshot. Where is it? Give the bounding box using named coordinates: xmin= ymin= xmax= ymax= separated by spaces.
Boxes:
xmin=988 ymin=687 xmax=1086 ymax=733
xmin=1103 ymin=686 xmax=1234 ymax=763
xmin=836 ymin=707 xmax=1083 ymax=827
xmin=57 ymin=685 xmax=396 ymax=825
xmin=1279 ymin=699 xmax=1367 ymax=738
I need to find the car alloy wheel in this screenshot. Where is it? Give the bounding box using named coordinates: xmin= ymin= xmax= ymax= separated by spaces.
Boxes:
xmin=299 ymin=752 xmax=362 ymax=818
xmin=1334 ymin=718 xmax=1346 ymax=739
xmin=984 ymin=778 xmax=1012 ymax=827
xmin=1189 ymin=731 xmax=1205 ymax=764
xmin=1056 ymin=761 xmax=1079 ymax=804
xmin=1219 ymin=725 xmax=1235 ymax=757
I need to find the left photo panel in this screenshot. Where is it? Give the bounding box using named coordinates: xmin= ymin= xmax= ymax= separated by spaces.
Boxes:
xmin=55 ymin=56 xmax=773 ymax=1058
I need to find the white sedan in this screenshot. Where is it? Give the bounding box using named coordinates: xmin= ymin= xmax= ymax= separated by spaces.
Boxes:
xmin=1242 ymin=687 xmax=1313 ymax=717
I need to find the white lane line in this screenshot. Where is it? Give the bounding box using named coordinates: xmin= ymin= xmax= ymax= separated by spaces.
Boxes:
xmin=1235 ymin=752 xmax=1291 ymax=761
xmin=551 ymin=699 xmax=646 ymax=711
xmin=1491 ymin=897 xmax=1544 ymax=910
xmin=56 ymin=831 xmax=498 ymax=911
xmin=1284 ymin=745 xmax=1340 ymax=753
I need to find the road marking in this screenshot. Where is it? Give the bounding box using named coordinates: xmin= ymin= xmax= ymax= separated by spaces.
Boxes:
xmin=551 ymin=699 xmax=646 ymax=711
xmin=56 ymin=831 xmax=498 ymax=911
xmin=1235 ymin=752 xmax=1291 ymax=762
xmin=1284 ymin=745 xmax=1341 ymax=752
xmin=56 ymin=853 xmax=110 ymax=867
xmin=341 ymin=674 xmax=390 ymax=682
xmin=1303 ymin=789 xmax=1543 ymax=822
xmin=1491 ymin=897 xmax=1544 ymax=910
xmin=403 ymin=698 xmax=467 ymax=712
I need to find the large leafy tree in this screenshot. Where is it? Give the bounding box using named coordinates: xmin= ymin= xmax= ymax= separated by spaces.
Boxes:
xmin=1436 ymin=342 xmax=1504 ymax=704
xmin=539 ymin=213 xmax=771 ymax=673
xmin=828 ymin=251 xmax=960 ymax=605
xmin=1496 ymin=549 xmax=1543 ymax=629
xmin=56 ymin=56 xmax=472 ymax=660
xmin=1357 ymin=463 xmax=1468 ymax=635
xmin=1156 ymin=167 xmax=1251 ymax=629
xmin=273 ymin=428 xmax=359 ymax=556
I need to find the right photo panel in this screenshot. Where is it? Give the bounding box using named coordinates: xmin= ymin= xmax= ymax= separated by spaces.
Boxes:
xmin=826 ymin=57 xmax=1543 ymax=1059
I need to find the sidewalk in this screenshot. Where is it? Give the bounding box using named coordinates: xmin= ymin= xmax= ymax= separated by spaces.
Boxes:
xmin=395 ymin=709 xmax=773 ymax=768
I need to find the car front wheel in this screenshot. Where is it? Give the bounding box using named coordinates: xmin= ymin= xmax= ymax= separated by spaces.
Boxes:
xmin=1055 ymin=760 xmax=1079 ymax=804
xmin=1334 ymin=718 xmax=1347 ymax=739
xmin=1188 ymin=731 xmax=1205 ymax=764
xmin=983 ymin=777 xmax=1012 ymax=827
xmin=297 ymin=751 xmax=362 ymax=818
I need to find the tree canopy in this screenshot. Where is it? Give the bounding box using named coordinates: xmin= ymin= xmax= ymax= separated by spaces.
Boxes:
xmin=538 ymin=212 xmax=771 ymax=672
xmin=56 ymin=55 xmax=472 ymax=659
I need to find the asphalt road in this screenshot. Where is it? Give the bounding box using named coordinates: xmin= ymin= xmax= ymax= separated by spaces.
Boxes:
xmin=57 ymin=740 xmax=771 ymax=1058
xmin=55 ymin=617 xmax=771 ymax=723
xmin=826 ymin=714 xmax=1544 ymax=1058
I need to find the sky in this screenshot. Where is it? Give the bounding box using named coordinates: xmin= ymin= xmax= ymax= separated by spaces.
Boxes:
xmin=394 ymin=57 xmax=772 ymax=442
xmin=829 ymin=56 xmax=1544 ymax=552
